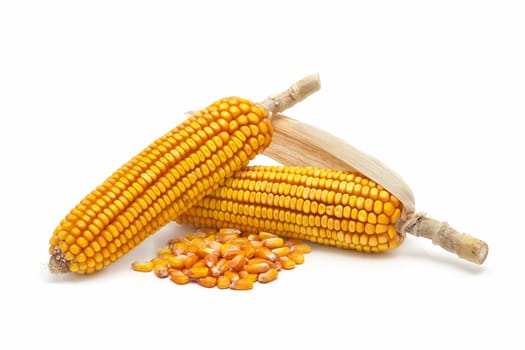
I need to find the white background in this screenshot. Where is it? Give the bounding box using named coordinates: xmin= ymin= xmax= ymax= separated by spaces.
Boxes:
xmin=1 ymin=1 xmax=524 ymax=349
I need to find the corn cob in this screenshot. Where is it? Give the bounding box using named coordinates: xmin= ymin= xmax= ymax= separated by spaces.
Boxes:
xmin=264 ymin=114 xmax=489 ymax=264
xmin=48 ymin=75 xmax=321 ymax=275
xmin=179 ymin=114 xmax=489 ymax=265
xmin=177 ymin=166 xmax=404 ymax=253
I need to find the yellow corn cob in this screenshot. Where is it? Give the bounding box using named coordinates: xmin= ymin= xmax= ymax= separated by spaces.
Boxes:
xmin=49 ymin=98 xmax=272 ymax=274
xmin=177 ymin=166 xmax=405 ymax=253
xmin=48 ymin=75 xmax=321 ymax=275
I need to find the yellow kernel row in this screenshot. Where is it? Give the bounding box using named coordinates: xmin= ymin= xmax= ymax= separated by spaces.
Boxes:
xmin=131 ymin=228 xmax=311 ymax=290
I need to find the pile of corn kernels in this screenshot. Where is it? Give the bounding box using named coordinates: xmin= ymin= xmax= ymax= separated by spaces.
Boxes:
xmin=132 ymin=228 xmax=311 ymax=290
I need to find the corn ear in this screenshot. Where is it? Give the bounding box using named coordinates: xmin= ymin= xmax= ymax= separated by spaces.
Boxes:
xmin=177 ymin=166 xmax=405 ymax=253
xmin=262 ymin=114 xmax=488 ymax=264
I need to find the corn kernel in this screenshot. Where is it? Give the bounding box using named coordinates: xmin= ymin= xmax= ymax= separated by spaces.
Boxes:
xmin=224 ymin=270 xmax=240 ymax=282
xmin=198 ymin=276 xmax=217 ymax=288
xmin=272 ymin=246 xmax=291 ymax=257
xmin=199 ymin=245 xmax=220 ymax=257
xmin=291 ymin=243 xmax=312 ymax=254
xmin=230 ymin=253 xmax=246 ymax=272
xmin=188 ymin=266 xmax=209 ymax=279
xmin=151 ymin=257 xmax=169 ymax=267
xmin=243 ymin=262 xmax=270 ymax=274
xmin=258 ymin=268 xmax=278 ymax=283
xmin=167 ymin=255 xmax=186 ymax=269
xmin=131 ymin=261 xmax=154 ymax=272
xmin=192 ymin=258 xmax=207 ymax=268
xmin=243 ymin=244 xmax=255 ymax=258
xmin=154 ymin=264 xmax=169 ymax=278
xmin=204 ymin=253 xmax=219 ymax=267
xmin=184 ymin=255 xmax=199 ymax=269
xmin=170 ymin=270 xmax=191 ymax=285
xmin=217 ymin=275 xmax=231 ymax=289
xmin=230 ymin=278 xmax=254 ymax=290
xmin=288 ymin=251 xmax=304 ymax=264
xmin=220 ymin=243 xmax=242 ymax=259
xmin=279 ymin=256 xmax=296 ymax=270
xmin=263 ymin=237 xmax=284 ymax=249
xmin=211 ymin=258 xmax=230 ymax=277
xmin=258 ymin=231 xmax=278 ymax=239
xmin=238 ymin=271 xmax=258 ymax=282
xmin=248 ymin=257 xmax=274 ymax=266
xmin=254 ymin=247 xmax=277 ymax=262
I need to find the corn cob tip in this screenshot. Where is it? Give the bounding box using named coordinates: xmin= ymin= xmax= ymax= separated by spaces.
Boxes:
xmin=49 ymin=247 xmax=70 ymax=274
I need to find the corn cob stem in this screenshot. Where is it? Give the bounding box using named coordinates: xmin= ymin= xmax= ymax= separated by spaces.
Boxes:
xmin=49 ymin=75 xmax=320 ymax=274
xmin=401 ymin=213 xmax=488 ymax=265
xmin=261 ymin=114 xmax=489 ymax=265
xmin=259 ymin=74 xmax=321 ymax=114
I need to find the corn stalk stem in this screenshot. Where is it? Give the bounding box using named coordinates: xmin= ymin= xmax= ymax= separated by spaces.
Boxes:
xmin=259 ymin=74 xmax=321 ymax=114
xmin=399 ymin=213 xmax=488 ymax=265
